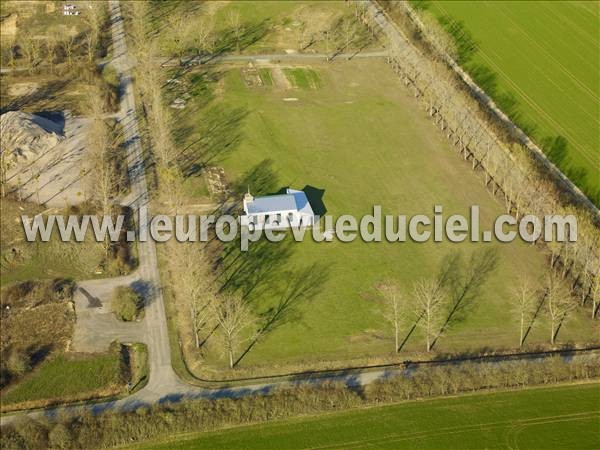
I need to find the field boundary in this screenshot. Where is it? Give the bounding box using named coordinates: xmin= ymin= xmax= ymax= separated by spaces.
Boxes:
xmin=119 ymin=380 xmax=600 ymax=449
xmin=381 ymin=0 xmax=598 ymax=215
xmin=167 ymin=334 xmax=600 ymax=386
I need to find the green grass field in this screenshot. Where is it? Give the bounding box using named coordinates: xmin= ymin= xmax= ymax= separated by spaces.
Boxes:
xmin=427 ymin=1 xmax=599 ymax=204
xmin=134 ymin=383 xmax=600 ymax=449
xmin=1 ymin=352 xmax=123 ymax=410
xmin=0 ymin=199 xmax=108 ymax=287
xmin=169 ymin=59 xmax=596 ymax=374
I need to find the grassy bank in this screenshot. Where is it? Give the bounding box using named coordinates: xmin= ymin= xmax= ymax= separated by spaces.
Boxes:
xmin=1 ymin=343 xmax=147 ymax=412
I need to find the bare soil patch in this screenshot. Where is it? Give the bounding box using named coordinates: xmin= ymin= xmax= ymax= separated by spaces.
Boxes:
xmin=270 ymin=65 xmax=291 ymax=90
xmin=7 ymin=82 xmax=39 ymax=97
xmin=5 ymin=112 xmax=92 ymax=207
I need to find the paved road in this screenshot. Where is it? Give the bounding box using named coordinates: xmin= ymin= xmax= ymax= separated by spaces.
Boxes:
xmin=107 ymin=0 xmax=185 ymax=399
xmin=159 ymin=50 xmax=388 ymax=67
xmin=0 ymin=52 xmax=387 ymax=74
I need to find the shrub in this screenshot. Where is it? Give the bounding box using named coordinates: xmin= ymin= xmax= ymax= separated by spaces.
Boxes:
xmin=6 ymin=349 xmax=31 ymax=377
xmin=48 ymin=423 xmax=74 ymax=449
xmin=112 ymin=286 xmax=142 ymax=321
xmin=14 ymin=418 xmax=49 ymax=449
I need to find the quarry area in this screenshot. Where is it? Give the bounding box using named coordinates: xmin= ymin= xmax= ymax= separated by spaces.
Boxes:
xmin=1 ymin=110 xmax=91 ymax=207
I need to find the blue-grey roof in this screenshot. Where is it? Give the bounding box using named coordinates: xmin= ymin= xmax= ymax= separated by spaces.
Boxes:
xmin=246 ymin=194 xmax=298 ymax=214
xmin=245 ymin=189 xmax=314 ymax=216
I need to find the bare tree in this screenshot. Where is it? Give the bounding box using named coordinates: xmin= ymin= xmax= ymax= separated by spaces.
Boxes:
xmin=84 ymin=1 xmax=104 ymax=64
xmin=19 ymin=30 xmax=41 ymax=73
xmin=511 ymin=277 xmax=538 ymax=348
xmin=377 ymin=280 xmax=406 ymax=353
xmin=157 ymin=165 xmax=183 ymax=214
xmin=545 ymin=273 xmax=575 ymax=344
xmin=62 ymin=33 xmax=78 ymax=68
xmin=170 ymin=243 xmax=216 ymax=348
xmin=130 ymin=1 xmax=149 ymax=53
xmin=414 ymin=278 xmax=446 ymax=352
xmin=191 ymin=17 xmax=214 ymax=59
xmin=45 ymin=30 xmax=60 ymax=74
xmin=228 ymin=10 xmax=242 ymax=53
xmin=341 ymin=17 xmax=357 ymax=53
xmin=210 ymin=293 xmax=255 ymax=369
xmin=166 ymin=15 xmax=195 ymax=64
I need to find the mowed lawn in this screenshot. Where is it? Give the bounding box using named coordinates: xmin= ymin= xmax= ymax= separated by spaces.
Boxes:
xmin=429 ymin=1 xmax=600 ymax=203
xmin=134 ymin=383 xmax=600 ymax=449
xmin=174 ymin=59 xmax=596 ymax=370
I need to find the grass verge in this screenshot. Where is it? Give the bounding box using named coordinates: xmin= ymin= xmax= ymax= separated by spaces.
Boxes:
xmin=1 ymin=346 xmax=124 ymax=412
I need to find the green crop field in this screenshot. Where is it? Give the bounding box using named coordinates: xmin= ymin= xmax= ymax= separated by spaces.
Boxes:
xmin=134 ymin=383 xmax=600 ymax=449
xmin=168 ymin=58 xmax=596 ymax=375
xmin=426 ymin=1 xmax=600 ymax=204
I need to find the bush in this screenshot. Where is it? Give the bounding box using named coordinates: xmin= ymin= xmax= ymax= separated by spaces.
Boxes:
xmin=6 ymin=349 xmax=31 ymax=377
xmin=100 ymin=65 xmax=120 ymax=111
xmin=14 ymin=418 xmax=49 ymax=449
xmin=112 ymin=286 xmax=142 ymax=321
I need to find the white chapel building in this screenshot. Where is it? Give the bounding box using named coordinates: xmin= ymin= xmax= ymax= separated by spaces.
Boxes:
xmin=241 ymin=188 xmax=315 ymax=230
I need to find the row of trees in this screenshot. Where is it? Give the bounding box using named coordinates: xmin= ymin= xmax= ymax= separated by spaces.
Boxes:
xmin=155 ymin=3 xmax=372 ymax=61
xmin=355 ymin=2 xmax=599 ymax=319
xmin=377 ymin=252 xmax=588 ymax=354
xmin=129 ymin=1 xmax=186 ymax=213
xmin=129 ymin=3 xmax=261 ymax=370
xmin=377 ymin=248 xmax=497 ymax=353
xmin=169 ymin=242 xmax=255 ymax=369
xmin=84 ymin=82 xmax=123 ymax=258
xmin=2 ymin=352 xmax=598 ymax=449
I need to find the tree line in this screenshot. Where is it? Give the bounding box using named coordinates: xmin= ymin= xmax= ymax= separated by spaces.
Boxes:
xmin=355 ymin=1 xmax=599 ymax=321
xmin=378 ymin=267 xmax=586 ymax=355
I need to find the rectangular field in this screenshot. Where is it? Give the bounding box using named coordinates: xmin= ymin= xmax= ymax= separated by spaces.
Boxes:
xmin=134 ymin=383 xmax=600 ymax=449
xmin=428 ymin=1 xmax=600 ymax=204
xmin=169 ymin=58 xmax=596 ymax=374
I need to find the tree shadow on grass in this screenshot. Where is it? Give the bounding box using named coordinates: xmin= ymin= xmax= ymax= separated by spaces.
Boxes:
xmin=234 ymin=262 xmax=330 ymax=367
xmin=230 ymin=159 xmax=280 ymax=198
xmin=174 ymin=103 xmax=248 ymax=178
xmin=431 ymin=247 xmax=499 ymax=350
xmin=211 ymin=19 xmax=272 ymax=58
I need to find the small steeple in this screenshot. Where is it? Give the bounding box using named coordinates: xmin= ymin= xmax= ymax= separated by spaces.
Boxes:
xmin=244 ymin=186 xmax=254 ymax=203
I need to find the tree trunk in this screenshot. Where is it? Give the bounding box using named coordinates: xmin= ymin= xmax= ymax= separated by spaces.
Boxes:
xmin=519 ymin=313 xmax=524 ymax=348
